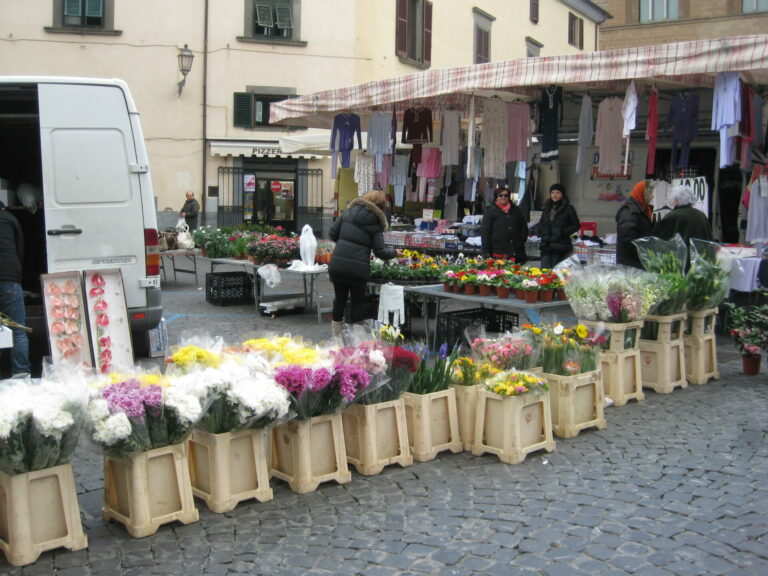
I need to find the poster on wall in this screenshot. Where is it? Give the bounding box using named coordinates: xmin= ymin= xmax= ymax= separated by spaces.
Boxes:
xmin=84 ymin=269 xmax=134 ymax=374
xmin=244 ymin=174 xmax=256 ymax=192
xmin=590 ymin=151 xmax=633 ymax=181
xmin=41 ymin=272 xmax=92 ymax=367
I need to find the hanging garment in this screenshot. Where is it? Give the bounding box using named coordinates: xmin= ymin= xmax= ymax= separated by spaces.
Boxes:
xmin=737 ymin=85 xmax=755 ymax=169
xmin=668 ymin=91 xmax=700 ymax=170
xmin=391 ymin=154 xmax=410 ymax=207
xmin=538 ymin=86 xmax=563 ymax=162
xmin=711 ymin=72 xmax=741 ymax=168
xmin=595 ymin=97 xmax=624 ymax=174
xmin=506 ymin=102 xmax=531 ymax=163
xmin=466 ymin=96 xmax=477 ymax=179
xmin=746 ymin=166 xmax=768 ymax=243
xmin=646 ymin=86 xmax=659 ymax=175
xmin=377 ymin=283 xmax=406 ymax=327
xmin=622 ymin=81 xmax=638 ymax=137
xmin=575 ymin=95 xmax=593 ymax=175
xmin=367 ymin=112 xmax=395 ymax=172
xmin=440 ymin=109 xmax=461 ymax=166
xmin=417 ymin=148 xmax=442 ymax=179
xmin=374 ymin=154 xmax=392 ymax=190
xmin=354 ymin=153 xmax=375 ymax=196
xmin=402 ymin=106 xmax=433 ymax=143
xmin=480 ymin=97 xmax=508 ymax=178
xmin=330 ymin=113 xmax=362 ymax=179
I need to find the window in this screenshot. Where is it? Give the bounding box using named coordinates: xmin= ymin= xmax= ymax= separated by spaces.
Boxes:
xmin=234 ymin=91 xmax=293 ymax=128
xmin=473 ymin=9 xmax=494 ymax=65
xmin=249 ymin=0 xmax=296 ymax=40
xmin=743 ymin=0 xmax=768 ymax=12
xmin=49 ymin=0 xmax=115 ymax=32
xmin=639 ymin=0 xmax=679 ymax=22
xmin=395 ymin=0 xmax=433 ymax=67
xmin=530 ymin=0 xmax=539 ymax=24
xmin=526 ymin=37 xmax=543 ymax=58
xmin=568 ymin=13 xmax=584 ymax=50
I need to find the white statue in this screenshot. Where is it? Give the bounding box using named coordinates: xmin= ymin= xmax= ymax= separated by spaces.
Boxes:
xmin=299 ymin=224 xmax=317 ymax=267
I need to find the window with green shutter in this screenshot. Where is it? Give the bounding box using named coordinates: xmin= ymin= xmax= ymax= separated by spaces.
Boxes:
xmin=63 ymin=0 xmax=104 ymax=27
xmin=234 ymin=92 xmax=292 ymax=128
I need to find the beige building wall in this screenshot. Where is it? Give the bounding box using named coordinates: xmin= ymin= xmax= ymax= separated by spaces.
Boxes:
xmin=0 ymin=0 xmax=605 ymax=215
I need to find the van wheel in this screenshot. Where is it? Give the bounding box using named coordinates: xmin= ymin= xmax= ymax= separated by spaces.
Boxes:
xmin=131 ymin=330 xmax=150 ymax=359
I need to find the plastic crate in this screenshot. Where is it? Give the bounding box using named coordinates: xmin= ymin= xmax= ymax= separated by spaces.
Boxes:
xmin=526 ymin=241 xmax=541 ymax=259
xmin=205 ymin=272 xmax=254 ymax=306
xmin=436 ymin=308 xmax=519 ymax=350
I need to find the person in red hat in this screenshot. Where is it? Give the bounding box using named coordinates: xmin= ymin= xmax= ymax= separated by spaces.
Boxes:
xmin=616 ymin=180 xmax=654 ymax=268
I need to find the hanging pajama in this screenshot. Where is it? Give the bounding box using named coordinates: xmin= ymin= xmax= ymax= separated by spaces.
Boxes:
xmin=646 ymin=87 xmax=659 ymax=176
xmin=668 ymin=91 xmax=700 ymax=170
xmin=391 ymin=154 xmax=410 ymax=207
xmin=538 ymin=86 xmax=563 ymax=163
xmin=595 ymin=97 xmax=624 ymax=174
xmin=330 ymin=113 xmax=362 ymax=179
xmin=711 ymin=72 xmax=741 ymax=168
xmin=506 ymin=102 xmax=531 ymax=164
xmin=440 ymin=110 xmax=461 ymax=166
xmin=480 ymin=97 xmax=508 ymax=178
xmin=354 ymin=153 xmax=375 ymax=197
xmin=367 ymin=112 xmax=394 ymax=172
xmin=374 ymin=154 xmax=392 ymax=191
xmin=417 ymin=148 xmax=442 ymax=202
xmin=575 ymin=94 xmax=593 ymax=175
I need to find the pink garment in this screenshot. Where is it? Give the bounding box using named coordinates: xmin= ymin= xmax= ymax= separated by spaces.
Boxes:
xmin=375 ymin=154 xmax=392 ymax=190
xmin=595 ymin=97 xmax=624 ymax=174
xmin=646 ymin=87 xmax=659 ymax=175
xmin=506 ymin=102 xmax=530 ymax=163
xmin=417 ymin=148 xmax=442 ymax=178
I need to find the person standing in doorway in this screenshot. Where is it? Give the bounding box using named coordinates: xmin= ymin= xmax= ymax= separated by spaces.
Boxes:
xmin=0 ymin=201 xmax=31 ymax=377
xmin=481 ymin=186 xmax=528 ymax=263
xmin=616 ymin=180 xmax=655 ymax=268
xmin=180 ymin=191 xmax=200 ymax=230
xmin=328 ymin=190 xmax=401 ymax=337
xmin=537 ymin=183 xmax=580 ymax=269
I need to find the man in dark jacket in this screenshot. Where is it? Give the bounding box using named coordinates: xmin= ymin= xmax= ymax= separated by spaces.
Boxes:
xmin=616 ymin=181 xmax=655 ymax=268
xmin=481 ymin=187 xmax=528 ymax=263
xmin=656 ymin=184 xmax=713 ymax=245
xmin=328 ymin=190 xmax=399 ymax=336
xmin=180 ymin=191 xmax=200 ymax=230
xmin=536 ymin=183 xmax=580 ymax=269
xmin=0 ymin=201 xmax=30 ymax=377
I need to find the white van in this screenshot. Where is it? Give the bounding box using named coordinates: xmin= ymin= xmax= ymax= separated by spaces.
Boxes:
xmin=0 ymin=77 xmax=162 ymax=373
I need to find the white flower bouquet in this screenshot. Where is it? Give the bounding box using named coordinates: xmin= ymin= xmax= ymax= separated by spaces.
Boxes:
xmin=86 ymin=371 xmax=203 ymax=459
xmin=0 ymin=378 xmax=88 ymax=475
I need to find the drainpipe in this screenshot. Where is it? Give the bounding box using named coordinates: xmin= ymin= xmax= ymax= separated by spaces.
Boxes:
xmin=202 ymin=0 xmax=209 ymax=221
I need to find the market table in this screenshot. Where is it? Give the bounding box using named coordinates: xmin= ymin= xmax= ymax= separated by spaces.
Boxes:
xmin=160 ymin=248 xmax=201 ymax=284
xmin=404 ymin=284 xmax=573 ymax=350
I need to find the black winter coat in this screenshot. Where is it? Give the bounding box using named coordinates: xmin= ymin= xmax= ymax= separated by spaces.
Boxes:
xmin=538 ymin=197 xmax=580 ymax=254
xmin=0 ymin=210 xmax=23 ymax=283
xmin=328 ymin=198 xmax=396 ymax=285
xmin=481 ymin=202 xmax=528 ymax=263
xmin=655 ymin=205 xmax=713 ymax=246
xmin=616 ymin=197 xmax=654 ymax=268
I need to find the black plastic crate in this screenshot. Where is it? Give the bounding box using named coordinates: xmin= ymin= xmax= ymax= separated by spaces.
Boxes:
xmin=436 ymin=308 xmax=519 ymax=350
xmin=205 ymin=272 xmax=254 ymax=306
xmin=343 ymin=293 xmax=413 ymax=336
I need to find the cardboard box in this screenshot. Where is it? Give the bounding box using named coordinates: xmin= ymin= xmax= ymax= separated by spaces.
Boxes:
xmin=147 ymin=318 xmax=167 ymax=357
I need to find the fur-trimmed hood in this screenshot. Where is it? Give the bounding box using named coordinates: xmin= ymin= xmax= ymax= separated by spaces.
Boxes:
xmin=347 ymin=197 xmax=389 ymax=231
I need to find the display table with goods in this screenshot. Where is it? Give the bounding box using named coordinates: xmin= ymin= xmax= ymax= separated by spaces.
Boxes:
xmin=159 ymin=248 xmax=201 ymax=284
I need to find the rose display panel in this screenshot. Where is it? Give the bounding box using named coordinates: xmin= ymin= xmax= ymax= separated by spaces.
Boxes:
xmin=84 ymin=269 xmax=134 ymax=374
xmin=41 ymin=272 xmax=92 ymax=367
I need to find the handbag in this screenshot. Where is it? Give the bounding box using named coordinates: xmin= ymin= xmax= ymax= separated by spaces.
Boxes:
xmin=176 ymin=222 xmax=194 ymax=250
xmin=163 ymin=228 xmax=178 ymax=251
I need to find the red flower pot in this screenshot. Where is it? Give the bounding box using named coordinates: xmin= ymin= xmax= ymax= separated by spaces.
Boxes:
xmin=742 ymin=354 xmax=762 ymax=375
xmin=539 ymin=289 xmax=554 ymax=302
xmin=478 ymin=284 xmax=493 ymax=297
xmin=496 ymin=286 xmax=510 ymax=299
xmin=515 ymin=289 xmax=524 ymax=299
xmin=523 ymin=290 xmax=539 ymax=303
xmin=464 ymin=283 xmax=477 ymax=295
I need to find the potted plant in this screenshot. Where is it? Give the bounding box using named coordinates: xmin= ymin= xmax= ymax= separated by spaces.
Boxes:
xmin=521 ymin=278 xmax=540 ymax=303
xmin=725 ymin=296 xmax=768 ymax=375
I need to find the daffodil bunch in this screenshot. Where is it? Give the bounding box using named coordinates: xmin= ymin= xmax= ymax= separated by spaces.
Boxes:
xmin=379 ymin=324 xmax=403 ymax=343
xmin=523 ymin=322 xmax=601 ymax=375
xmin=451 ymin=356 xmax=478 ymax=387
xmin=165 ymin=345 xmax=223 ymax=371
xmin=483 ymin=370 xmax=548 ymax=397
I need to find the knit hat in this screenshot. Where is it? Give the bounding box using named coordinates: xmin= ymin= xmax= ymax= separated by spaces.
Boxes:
xmin=549 ymin=183 xmax=566 ymax=195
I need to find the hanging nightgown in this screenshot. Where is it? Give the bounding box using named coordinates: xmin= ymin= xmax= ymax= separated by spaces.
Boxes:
xmin=367 ymin=112 xmax=394 ymax=172
xmin=440 ymin=109 xmax=461 ymax=166
xmin=711 ymin=72 xmax=741 ymax=168
xmin=506 ymin=102 xmax=530 ymax=163
xmin=480 ymin=97 xmax=508 ymax=178
xmin=575 ymin=95 xmax=593 ymax=175
xmin=391 ymin=154 xmax=410 ymax=207
xmin=354 ymin=153 xmax=375 ymax=197
xmin=538 ymin=86 xmax=563 ymax=163
xmin=595 ymin=97 xmax=624 ymax=175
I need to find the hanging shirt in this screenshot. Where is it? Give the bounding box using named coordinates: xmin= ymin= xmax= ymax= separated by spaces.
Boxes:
xmin=622 ymin=81 xmax=638 ymax=137
xmin=354 ymin=153 xmax=375 ymax=196
xmin=595 ymin=97 xmax=624 ymax=174
xmin=330 ymin=113 xmax=362 ymax=178
xmin=506 ymin=102 xmax=530 ymax=163
xmin=466 ymin=96 xmax=477 ymax=179
xmin=668 ymin=92 xmax=700 ymax=143
xmin=417 ymin=148 xmax=442 ymax=179
xmin=711 ymin=72 xmax=741 ymax=168
xmin=402 ymin=107 xmax=433 ymax=143
xmin=440 ymin=110 xmax=461 ymax=166
xmin=538 ymin=86 xmax=563 ymax=162
xmin=481 ymin=97 xmax=508 ymax=178
xmin=646 ymin=87 xmax=659 ymax=175
xmin=575 ymin=95 xmax=593 ymax=175
xmin=367 ymin=112 xmax=395 ymax=172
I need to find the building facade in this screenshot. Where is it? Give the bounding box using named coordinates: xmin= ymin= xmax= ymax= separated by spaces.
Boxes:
xmin=0 ymin=0 xmax=607 ymax=234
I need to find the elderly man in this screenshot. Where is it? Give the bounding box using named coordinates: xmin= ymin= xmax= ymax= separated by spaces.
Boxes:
xmin=656 ymin=184 xmax=713 ymax=245
xmin=180 ymin=191 xmax=200 ymax=230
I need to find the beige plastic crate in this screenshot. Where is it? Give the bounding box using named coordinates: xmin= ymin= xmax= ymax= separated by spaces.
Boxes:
xmin=684 ymin=333 xmax=720 ymax=385
xmin=103 ymin=443 xmax=199 ymax=538
xmin=472 ymin=389 xmax=556 ymax=464
xmin=403 ymin=390 xmax=462 ymax=462
xmin=640 ymin=339 xmax=687 ymax=393
xmin=600 ymin=350 xmax=645 ymax=406
xmin=451 ymin=384 xmax=481 ymax=451
xmin=642 ymin=313 xmax=687 ymax=343
xmin=0 ymin=464 xmax=88 ymax=566
xmin=187 ymin=428 xmax=272 ymax=513
xmin=541 ymin=370 xmax=606 ymax=439
xmin=581 ymin=319 xmax=644 ymax=353
xmin=270 ymin=414 xmax=351 ymax=494
xmin=686 ymin=307 xmax=719 ymax=336
xmin=342 ymin=399 xmax=412 ymax=476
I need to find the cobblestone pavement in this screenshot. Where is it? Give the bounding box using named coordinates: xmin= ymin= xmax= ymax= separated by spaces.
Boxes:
xmin=4 ymin=266 xmax=767 ymax=575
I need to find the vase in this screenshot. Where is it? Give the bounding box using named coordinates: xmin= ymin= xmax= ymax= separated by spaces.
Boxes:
xmin=464 ymin=283 xmax=477 ymax=295
xmin=103 ymin=443 xmax=199 ymax=538
xmin=402 ymin=390 xmax=462 ymax=462
xmin=187 ymin=428 xmax=272 ymax=513
xmin=523 ymin=290 xmax=538 ymax=303
xmin=478 ymin=284 xmax=493 ymax=297
xmin=0 ymin=464 xmax=88 ymax=566
xmin=496 ymin=286 xmax=510 ymax=299
xmin=342 ymin=399 xmax=412 ymax=475
xmin=742 ymin=354 xmax=762 ymax=375
xmin=539 ymin=289 xmax=554 ymax=302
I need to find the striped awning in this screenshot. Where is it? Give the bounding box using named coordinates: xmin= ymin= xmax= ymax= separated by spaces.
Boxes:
xmin=270 ymin=35 xmax=768 ymax=129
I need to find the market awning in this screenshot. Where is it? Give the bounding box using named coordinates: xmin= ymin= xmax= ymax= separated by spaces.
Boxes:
xmin=209 ymin=139 xmax=324 ymax=159
xmin=270 ymin=35 xmax=768 ymax=128
xmin=278 ymin=132 xmax=413 ymax=155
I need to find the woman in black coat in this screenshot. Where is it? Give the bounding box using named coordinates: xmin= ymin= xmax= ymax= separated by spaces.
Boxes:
xmin=328 ymin=190 xmax=398 ymax=334
xmin=616 ymin=180 xmax=655 ymax=269
xmin=481 ymin=187 xmax=528 ymax=263
xmin=537 ymin=183 xmax=580 ymax=269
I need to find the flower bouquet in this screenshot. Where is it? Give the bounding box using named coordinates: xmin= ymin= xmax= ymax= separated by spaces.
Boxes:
xmin=725 ymin=295 xmax=768 ymax=358
xmin=524 ymin=322 xmax=602 ymax=375
xmin=408 ymin=343 xmax=458 ymax=395
xmin=470 ymin=334 xmax=537 ymax=370
xmin=685 ymin=239 xmax=731 ymax=311
xmin=0 ymin=377 xmax=88 ymax=475
xmin=356 ymin=344 xmax=422 ymax=404
xmin=483 ymin=370 xmax=549 ymax=397
xmin=634 ymin=235 xmax=688 ymax=316
xmin=164 ymin=339 xmax=224 ymax=374
xmin=86 ymin=371 xmax=203 ymax=458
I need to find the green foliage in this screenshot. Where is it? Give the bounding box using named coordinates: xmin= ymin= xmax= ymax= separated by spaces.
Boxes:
xmin=409 ymin=344 xmax=459 ymax=395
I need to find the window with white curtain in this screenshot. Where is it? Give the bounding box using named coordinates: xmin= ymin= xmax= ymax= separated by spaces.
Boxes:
xmin=742 ymin=0 xmax=768 ymax=13
xmin=639 ymin=0 xmax=679 ymax=22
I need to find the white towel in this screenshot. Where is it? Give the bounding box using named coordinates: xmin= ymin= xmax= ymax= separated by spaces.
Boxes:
xmin=378 ymin=283 xmax=406 ymax=326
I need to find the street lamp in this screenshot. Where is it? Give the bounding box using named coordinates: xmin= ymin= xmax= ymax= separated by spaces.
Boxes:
xmin=177 ymin=44 xmax=194 ymax=97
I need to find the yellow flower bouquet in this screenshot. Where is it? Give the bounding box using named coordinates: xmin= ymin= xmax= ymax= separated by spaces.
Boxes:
xmin=483 ymin=370 xmax=548 ymax=397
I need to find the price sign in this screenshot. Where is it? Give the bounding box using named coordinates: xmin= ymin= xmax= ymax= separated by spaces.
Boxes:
xmin=671 ymin=176 xmax=708 ymax=216
xmin=422 ymin=209 xmax=434 ymax=220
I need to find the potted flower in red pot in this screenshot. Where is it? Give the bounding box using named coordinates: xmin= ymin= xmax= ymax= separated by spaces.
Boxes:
xmin=725 ymin=298 xmax=768 ymax=375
